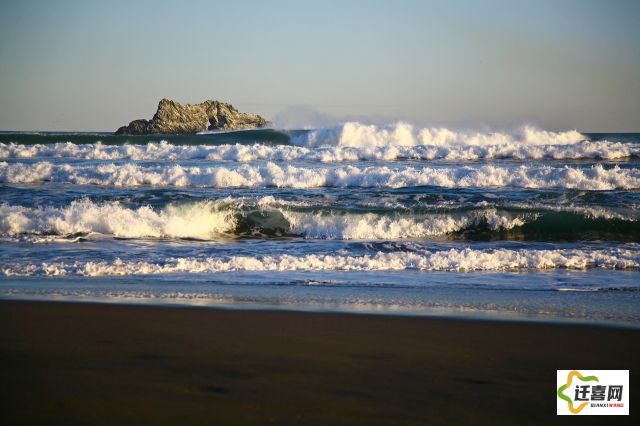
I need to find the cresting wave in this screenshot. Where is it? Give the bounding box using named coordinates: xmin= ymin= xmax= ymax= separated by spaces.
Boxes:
xmin=0 ymin=199 xmax=530 ymax=240
xmin=3 ymin=247 xmax=639 ymax=276
xmin=2 ymin=161 xmax=639 ymax=190
xmin=281 ymin=210 xmax=528 ymax=240
xmin=0 ymin=200 xmax=236 ymax=239
xmin=2 ymin=199 xmax=638 ymax=242
xmin=294 ymin=123 xmax=588 ymax=147
xmin=1 ymin=140 xmax=638 ymax=162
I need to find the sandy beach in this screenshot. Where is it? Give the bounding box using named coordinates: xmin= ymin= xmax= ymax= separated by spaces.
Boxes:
xmin=0 ymin=300 xmax=637 ymax=425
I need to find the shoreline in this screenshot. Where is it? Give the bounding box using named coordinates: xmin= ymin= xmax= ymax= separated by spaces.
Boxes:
xmin=2 ymin=294 xmax=640 ymax=330
xmin=1 ymin=299 xmax=637 ymax=425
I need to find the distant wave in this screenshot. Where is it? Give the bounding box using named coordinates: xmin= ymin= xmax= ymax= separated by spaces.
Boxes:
xmin=2 ymin=139 xmax=638 ymax=161
xmin=2 ymin=161 xmax=638 ymax=190
xmin=2 ymin=199 xmax=637 ymax=241
xmin=292 ymin=123 xmax=586 ymax=148
xmin=3 ymin=247 xmax=639 ymax=276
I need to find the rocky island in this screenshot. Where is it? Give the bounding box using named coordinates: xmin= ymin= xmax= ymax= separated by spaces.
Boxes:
xmin=115 ymin=98 xmax=268 ymax=135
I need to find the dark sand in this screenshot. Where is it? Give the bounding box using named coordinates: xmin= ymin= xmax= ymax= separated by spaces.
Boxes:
xmin=0 ymin=300 xmax=637 ymax=425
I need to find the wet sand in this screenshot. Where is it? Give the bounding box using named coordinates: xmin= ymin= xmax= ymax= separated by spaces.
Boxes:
xmin=0 ymin=300 xmax=637 ymax=425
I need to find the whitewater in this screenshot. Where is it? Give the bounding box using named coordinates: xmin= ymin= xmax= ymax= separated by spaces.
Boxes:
xmin=1 ymin=123 xmax=639 ymax=324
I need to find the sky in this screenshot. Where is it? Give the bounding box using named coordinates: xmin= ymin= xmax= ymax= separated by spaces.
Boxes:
xmin=0 ymin=0 xmax=638 ymax=132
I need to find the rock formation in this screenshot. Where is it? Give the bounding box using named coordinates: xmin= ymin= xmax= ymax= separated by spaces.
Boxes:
xmin=115 ymin=98 xmax=268 ymax=135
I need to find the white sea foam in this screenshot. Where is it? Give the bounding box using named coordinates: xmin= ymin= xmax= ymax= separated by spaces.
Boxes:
xmin=294 ymin=123 xmax=587 ymax=148
xmin=282 ymin=209 xmax=528 ymax=240
xmin=0 ymin=199 xmax=236 ymax=239
xmin=4 ymin=197 xmax=636 ymax=243
xmin=3 ymin=247 xmax=638 ymax=276
xmin=1 ymin=139 xmax=638 ymax=162
xmin=0 ymin=199 xmax=531 ymax=240
xmin=2 ymin=161 xmax=638 ymax=190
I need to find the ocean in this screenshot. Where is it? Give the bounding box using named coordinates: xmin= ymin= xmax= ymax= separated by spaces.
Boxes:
xmin=1 ymin=123 xmax=639 ymax=325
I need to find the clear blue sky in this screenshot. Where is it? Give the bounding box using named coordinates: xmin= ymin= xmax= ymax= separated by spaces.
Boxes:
xmin=0 ymin=0 xmax=638 ymax=131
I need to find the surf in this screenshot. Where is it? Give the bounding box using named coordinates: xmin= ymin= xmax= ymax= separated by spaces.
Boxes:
xmin=4 ymin=246 xmax=639 ymax=277
xmin=2 ymin=199 xmax=638 ymax=242
xmin=3 ymin=161 xmax=639 ymax=190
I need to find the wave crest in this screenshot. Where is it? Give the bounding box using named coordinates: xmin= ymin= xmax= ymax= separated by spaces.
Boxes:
xmin=282 ymin=209 xmax=528 ymax=240
xmin=0 ymin=199 xmax=531 ymax=241
xmin=0 ymin=199 xmax=236 ymax=240
xmin=3 ymin=199 xmax=638 ymax=242
xmin=2 ymin=139 xmax=637 ymax=161
xmin=294 ymin=123 xmax=586 ymax=148
xmin=2 ymin=161 xmax=638 ymax=190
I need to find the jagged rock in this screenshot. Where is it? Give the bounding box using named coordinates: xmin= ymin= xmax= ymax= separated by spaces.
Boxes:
xmin=115 ymin=119 xmax=152 ymax=135
xmin=115 ymin=98 xmax=268 ymax=135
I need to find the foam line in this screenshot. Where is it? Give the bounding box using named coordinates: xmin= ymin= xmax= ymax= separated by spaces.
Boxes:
xmin=2 ymin=162 xmax=638 ymax=190
xmin=3 ymin=247 xmax=638 ymax=276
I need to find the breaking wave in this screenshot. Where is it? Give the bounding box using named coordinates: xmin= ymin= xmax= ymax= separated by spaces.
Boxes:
xmin=2 ymin=161 xmax=638 ymax=190
xmin=2 ymin=199 xmax=638 ymax=242
xmin=0 ymin=199 xmax=236 ymax=240
xmin=3 ymin=247 xmax=639 ymax=276
xmin=1 ymin=124 xmax=637 ymax=163
xmin=281 ymin=209 xmax=528 ymax=240
xmin=1 ymin=139 xmax=638 ymax=163
xmin=293 ymin=123 xmax=587 ymax=148
xmin=0 ymin=199 xmax=529 ymax=240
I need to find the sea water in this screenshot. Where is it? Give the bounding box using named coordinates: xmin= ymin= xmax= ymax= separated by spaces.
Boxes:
xmin=1 ymin=124 xmax=639 ymax=325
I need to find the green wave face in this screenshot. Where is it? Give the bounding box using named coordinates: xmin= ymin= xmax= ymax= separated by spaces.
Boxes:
xmin=453 ymin=212 xmax=640 ymax=242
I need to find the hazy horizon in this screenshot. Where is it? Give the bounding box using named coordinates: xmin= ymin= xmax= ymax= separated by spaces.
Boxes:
xmin=1 ymin=0 xmax=639 ymax=132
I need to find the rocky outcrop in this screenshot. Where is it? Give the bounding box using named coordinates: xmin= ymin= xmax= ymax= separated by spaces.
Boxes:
xmin=115 ymin=99 xmax=268 ymax=135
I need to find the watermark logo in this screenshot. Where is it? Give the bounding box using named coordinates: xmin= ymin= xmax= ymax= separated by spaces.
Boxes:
xmin=557 ymin=370 xmax=629 ymax=415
